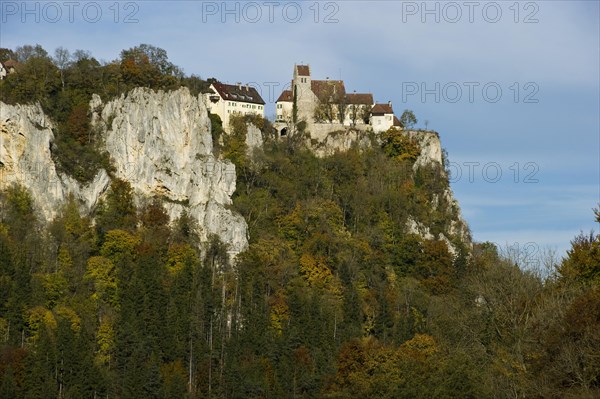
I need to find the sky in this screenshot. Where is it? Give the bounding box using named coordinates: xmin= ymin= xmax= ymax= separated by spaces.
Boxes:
xmin=1 ymin=0 xmax=599 ymax=260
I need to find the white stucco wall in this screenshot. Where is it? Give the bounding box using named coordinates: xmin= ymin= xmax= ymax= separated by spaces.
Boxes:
xmin=371 ymin=113 xmax=394 ymax=133
xmin=276 ymin=101 xmax=293 ymax=122
xmin=204 ymin=84 xmax=264 ymax=129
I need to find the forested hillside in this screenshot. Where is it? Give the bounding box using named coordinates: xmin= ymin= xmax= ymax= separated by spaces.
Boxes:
xmin=0 ymin=45 xmax=599 ymax=399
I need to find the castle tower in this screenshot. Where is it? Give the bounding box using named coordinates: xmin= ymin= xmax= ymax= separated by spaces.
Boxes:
xmin=292 ymin=64 xmax=316 ymax=122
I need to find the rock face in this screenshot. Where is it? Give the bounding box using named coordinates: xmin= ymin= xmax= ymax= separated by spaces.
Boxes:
xmin=404 ymin=130 xmax=471 ymax=249
xmin=1 ymin=87 xmax=468 ymax=257
xmin=308 ymin=126 xmax=373 ymax=157
xmin=296 ymin=125 xmax=470 ymax=250
xmin=0 ymin=102 xmax=111 ymax=221
xmin=245 ymin=124 xmax=263 ymax=153
xmin=301 ymin=125 xmax=442 ymax=165
xmin=402 ymin=130 xmax=443 ymax=169
xmin=1 ymin=88 xmax=248 ymax=256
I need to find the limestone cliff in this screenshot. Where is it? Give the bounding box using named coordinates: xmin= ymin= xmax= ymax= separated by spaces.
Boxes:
xmin=0 ymin=88 xmax=248 ymax=256
xmin=1 ymin=87 xmax=468 ymax=257
xmin=0 ymin=102 xmax=111 ymax=220
xmin=402 ymin=130 xmax=471 ymax=249
xmin=297 ymin=124 xmax=471 ymax=250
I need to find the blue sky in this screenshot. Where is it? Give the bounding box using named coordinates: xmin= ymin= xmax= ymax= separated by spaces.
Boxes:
xmin=2 ymin=0 xmax=599 ymax=259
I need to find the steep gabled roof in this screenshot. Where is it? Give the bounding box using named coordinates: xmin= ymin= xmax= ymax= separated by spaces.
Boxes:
xmin=371 ymin=103 xmax=394 ymax=115
xmin=296 ymin=65 xmax=310 ymax=76
xmin=393 ymin=116 xmax=403 ymax=127
xmin=211 ymin=82 xmax=265 ymax=105
xmin=311 ymin=80 xmax=346 ymax=101
xmin=276 ymin=90 xmax=293 ymax=102
xmin=346 ymin=93 xmax=374 ymax=105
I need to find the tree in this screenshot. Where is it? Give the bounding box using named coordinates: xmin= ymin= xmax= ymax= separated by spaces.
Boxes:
xmin=14 ymin=44 xmax=49 ymax=63
xmin=0 ymin=48 xmax=15 ymax=62
xmin=72 ymin=49 xmax=91 ymax=62
xmin=558 ymin=209 xmax=600 ymax=284
xmin=348 ymin=104 xmax=370 ymax=126
xmin=119 ymin=44 xmax=181 ymax=90
xmin=0 ymin=184 xmax=37 ymax=241
xmin=314 ymin=82 xmax=344 ymax=124
xmin=380 ymin=128 xmax=421 ymax=163
xmin=120 ymin=44 xmax=180 ymax=77
xmin=209 ymin=113 xmax=224 ymax=155
xmin=400 ymin=110 xmax=417 ymax=130
xmin=181 ymin=74 xmax=210 ymax=96
xmin=65 ymin=103 xmax=91 ymax=145
xmin=53 ymin=47 xmax=71 ymax=89
xmin=0 ymin=51 xmax=60 ymax=105
xmin=292 ymin=85 xmax=298 ymax=125
xmin=95 ymin=179 xmax=138 ymax=236
xmin=348 ymin=104 xmax=360 ymax=126
xmin=223 ymin=114 xmax=249 ymax=169
xmin=336 ymin=96 xmax=348 ymax=124
xmin=537 ymin=286 xmax=600 ymax=396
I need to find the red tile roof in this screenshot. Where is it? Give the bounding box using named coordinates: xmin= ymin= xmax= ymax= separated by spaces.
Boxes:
xmin=311 ymin=80 xmax=346 ymax=101
xmin=371 ymin=103 xmax=394 ymax=115
xmin=346 ymin=93 xmax=373 ymax=105
xmin=211 ymin=82 xmax=265 ymax=105
xmin=296 ymin=65 xmax=310 ymax=76
xmin=393 ymin=116 xmax=403 ymax=127
xmin=277 ymin=90 xmax=293 ymax=102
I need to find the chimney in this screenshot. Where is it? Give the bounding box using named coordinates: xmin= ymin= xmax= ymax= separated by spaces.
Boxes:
xmin=237 ymin=82 xmax=242 ymax=90
xmin=245 ymin=84 xmax=249 ymax=91
xmin=388 ymin=101 xmax=392 ymax=108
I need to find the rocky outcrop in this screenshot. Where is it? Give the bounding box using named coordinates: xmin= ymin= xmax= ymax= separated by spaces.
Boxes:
xmin=299 ymin=125 xmax=469 ymax=249
xmin=245 ymin=124 xmax=263 ymax=154
xmin=1 ymin=88 xmax=248 ymax=256
xmin=307 ymin=127 xmax=373 ymax=157
xmin=266 ymin=123 xmax=471 ymax=249
xmin=299 ymin=124 xmax=442 ymax=166
xmin=1 ymin=87 xmax=469 ymax=257
xmin=402 ymin=130 xmax=443 ymax=169
xmin=0 ymin=102 xmax=111 ymax=221
xmin=400 ymin=130 xmax=471 ymax=248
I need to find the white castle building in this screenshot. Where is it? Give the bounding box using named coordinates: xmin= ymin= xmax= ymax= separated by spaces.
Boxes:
xmin=275 ymin=64 xmax=402 ymax=134
xmin=204 ymin=82 xmax=266 ymax=128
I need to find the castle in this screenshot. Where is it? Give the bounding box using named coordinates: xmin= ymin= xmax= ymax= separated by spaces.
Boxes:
xmin=275 ymin=64 xmax=402 ymax=135
xmin=203 ymin=64 xmax=403 ymax=135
